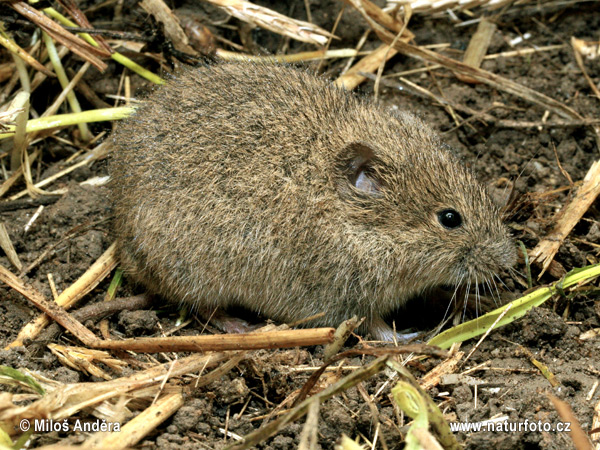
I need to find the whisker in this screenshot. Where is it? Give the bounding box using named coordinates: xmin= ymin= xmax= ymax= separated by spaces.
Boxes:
xmin=446 ymin=272 xmax=465 ymax=316
xmin=462 ymin=278 xmax=471 ymax=323
xmin=493 ymin=276 xmax=504 ymax=302
xmin=430 ymin=272 xmax=466 ymax=338
xmin=494 ymin=272 xmax=511 ymax=291
xmin=508 ymin=266 xmax=528 ymax=281
xmin=487 ymin=277 xmax=502 ymax=308
xmin=475 ymin=274 xmax=480 ymax=320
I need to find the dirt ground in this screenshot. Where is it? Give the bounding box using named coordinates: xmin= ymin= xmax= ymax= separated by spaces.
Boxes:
xmin=1 ymin=0 xmax=599 ymax=449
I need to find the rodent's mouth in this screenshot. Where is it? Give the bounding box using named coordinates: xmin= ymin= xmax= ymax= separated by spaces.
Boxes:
xmin=455 ymin=238 xmax=518 ymax=285
xmin=382 ymin=283 xmax=505 ymax=332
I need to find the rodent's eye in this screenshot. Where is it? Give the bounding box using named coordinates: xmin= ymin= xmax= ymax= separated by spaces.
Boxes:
xmin=438 ymin=209 xmax=462 ymax=229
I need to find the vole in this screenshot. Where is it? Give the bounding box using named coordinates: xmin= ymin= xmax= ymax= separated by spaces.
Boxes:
xmin=110 ymin=62 xmax=517 ymax=340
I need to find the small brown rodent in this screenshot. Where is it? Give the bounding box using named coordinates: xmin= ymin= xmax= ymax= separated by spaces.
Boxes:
xmin=110 ymin=62 xmax=516 ymax=340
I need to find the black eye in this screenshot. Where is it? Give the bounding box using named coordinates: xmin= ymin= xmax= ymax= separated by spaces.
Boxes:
xmin=438 ymin=209 xmax=462 ymax=229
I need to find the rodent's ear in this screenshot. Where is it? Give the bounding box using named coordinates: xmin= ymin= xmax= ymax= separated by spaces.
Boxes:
xmin=341 ymin=142 xmax=381 ymax=196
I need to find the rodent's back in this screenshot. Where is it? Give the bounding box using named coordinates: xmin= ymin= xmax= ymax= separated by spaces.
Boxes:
xmin=110 ymin=62 xmax=516 ymax=333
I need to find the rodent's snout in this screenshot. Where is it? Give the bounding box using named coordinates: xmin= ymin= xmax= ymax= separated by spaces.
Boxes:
xmin=461 ymin=232 xmax=517 ymax=281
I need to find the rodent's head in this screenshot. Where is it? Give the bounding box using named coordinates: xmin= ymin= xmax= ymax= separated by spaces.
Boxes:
xmin=331 ymin=109 xmax=516 ymax=295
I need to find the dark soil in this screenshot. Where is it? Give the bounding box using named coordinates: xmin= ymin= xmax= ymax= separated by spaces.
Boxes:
xmin=1 ymin=1 xmax=599 ymax=449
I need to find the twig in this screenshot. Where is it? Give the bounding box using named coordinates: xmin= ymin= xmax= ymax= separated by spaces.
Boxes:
xmin=204 ymin=0 xmax=336 ymax=46
xmin=6 ymin=243 xmax=118 ymax=348
xmin=529 ymin=160 xmax=600 ymax=277
xmin=10 ymin=1 xmax=109 ymax=71
xmin=374 ymin=28 xmax=582 ymax=120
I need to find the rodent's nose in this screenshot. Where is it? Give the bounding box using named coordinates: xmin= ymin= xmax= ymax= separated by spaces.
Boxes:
xmin=464 ymin=236 xmax=517 ymax=278
xmin=502 ymin=240 xmax=518 ymax=269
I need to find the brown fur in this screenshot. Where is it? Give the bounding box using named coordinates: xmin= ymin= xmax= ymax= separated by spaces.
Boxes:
xmin=110 ymin=62 xmax=516 ymax=339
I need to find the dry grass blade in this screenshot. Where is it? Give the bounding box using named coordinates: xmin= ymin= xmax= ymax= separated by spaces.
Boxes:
xmin=140 ymin=0 xmax=197 ymax=55
xmin=0 ymin=150 xmax=40 ymax=198
xmin=0 ymin=33 xmax=54 ymax=77
xmin=0 ymin=352 xmax=234 ymax=427
xmin=9 ymin=142 xmax=109 ymax=200
xmin=48 ymin=344 xmax=129 ymax=380
xmin=529 ymin=160 xmax=600 ymax=276
xmin=420 ymin=351 xmax=464 ymax=390
xmin=362 ymin=73 xmax=600 ymax=130
xmin=388 ymin=0 xmax=530 ymax=14
xmin=21 ymin=142 xmax=50 ymax=199
xmin=457 ymin=18 xmax=496 ymax=84
xmin=91 ymin=392 xmax=184 ymax=449
xmin=192 ymin=352 xmax=247 ymax=388
xmin=572 ymin=37 xmax=600 ymax=101
xmin=225 ymin=356 xmax=390 ymax=450
xmin=0 ymin=263 xmax=100 ymax=347
xmin=1 ymin=254 xmax=334 ymax=352
xmin=335 ymin=44 xmax=398 ymax=90
xmin=374 ymin=29 xmax=582 ymax=120
xmin=28 ymin=46 xmax=68 ymax=94
xmin=340 ymin=0 xmax=414 ymax=37
xmin=6 ymin=243 xmax=117 ymax=348
xmin=0 ymin=223 xmax=22 ymax=271
xmin=9 ymin=1 xmax=109 ymax=71
xmin=548 ymin=394 xmax=594 ymax=450
xmin=54 ymin=0 xmax=112 ymax=53
xmin=43 ymin=62 xmax=91 ymax=120
xmin=216 ymin=48 xmax=359 ymax=62
xmin=204 ymin=0 xmax=336 ymax=46
xmin=592 ymin=398 xmax=600 ymax=447
xmin=298 ymin=399 xmax=320 ymax=450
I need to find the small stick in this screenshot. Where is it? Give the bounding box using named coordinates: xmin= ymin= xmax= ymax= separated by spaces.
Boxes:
xmin=457 ymin=18 xmax=496 ymax=84
xmin=323 ymin=316 xmax=362 ymax=360
xmin=529 ymin=160 xmax=600 ymax=277
xmin=93 ymin=392 xmax=184 ymax=449
xmin=23 ymin=205 xmax=44 ymax=233
xmin=341 ymin=0 xmax=414 ymax=38
xmin=205 ymin=0 xmax=335 ymax=46
xmin=98 ymin=328 xmax=335 ymax=352
xmin=29 ymin=294 xmax=153 ymax=356
xmin=1 ymin=255 xmax=334 ymax=352
xmin=0 ymin=32 xmax=54 ymax=77
xmin=0 ymin=263 xmax=99 ymax=347
xmin=6 ymin=243 xmax=117 ymax=348
xmin=9 ymin=1 xmax=109 ymax=71
xmin=375 ymin=28 xmax=582 ymax=120
xmin=226 ymin=356 xmax=391 ymax=450
xmin=548 ymin=394 xmax=593 ymax=450
xmin=335 ymin=44 xmax=398 ymax=90
xmin=0 ymin=195 xmax=59 ymax=212
xmin=420 ymin=351 xmax=464 ymax=390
